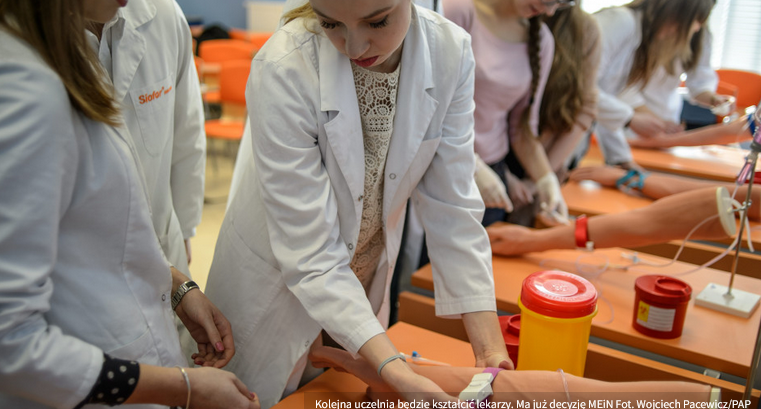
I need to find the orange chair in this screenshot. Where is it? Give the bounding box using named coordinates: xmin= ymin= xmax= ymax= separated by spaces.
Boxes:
xmin=204 ymin=60 xmax=250 ymax=170
xmin=198 ymin=39 xmax=256 ymax=64
xmin=229 ymin=28 xmax=273 ymax=51
xmin=716 ymin=69 xmax=761 ymax=110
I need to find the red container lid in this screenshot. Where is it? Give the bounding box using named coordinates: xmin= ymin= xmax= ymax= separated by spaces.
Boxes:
xmin=499 ymin=314 xmax=521 ymax=341
xmin=520 ymin=270 xmax=597 ymax=318
xmin=635 ymin=275 xmax=692 ymax=305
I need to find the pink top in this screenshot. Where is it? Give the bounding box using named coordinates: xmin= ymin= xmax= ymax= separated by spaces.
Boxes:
xmin=443 ymin=0 xmax=554 ymax=164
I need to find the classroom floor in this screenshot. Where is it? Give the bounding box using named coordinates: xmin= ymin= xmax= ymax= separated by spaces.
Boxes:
xmin=187 ymin=147 xmax=236 ymax=291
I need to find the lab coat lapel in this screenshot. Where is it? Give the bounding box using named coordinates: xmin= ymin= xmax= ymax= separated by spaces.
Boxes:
xmin=384 ymin=15 xmax=437 ymax=221
xmin=319 ymin=36 xmax=366 ymax=206
xmin=111 ymin=0 xmax=155 ymax=103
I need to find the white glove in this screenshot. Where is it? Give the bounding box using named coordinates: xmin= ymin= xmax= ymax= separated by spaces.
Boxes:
xmin=474 ymin=155 xmax=513 ymax=212
xmin=535 ymin=172 xmax=570 ymax=226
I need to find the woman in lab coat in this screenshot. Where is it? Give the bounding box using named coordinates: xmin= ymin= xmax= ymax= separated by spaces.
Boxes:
xmin=89 ymin=0 xmax=207 ymax=278
xmin=204 ymin=0 xmax=509 ymax=406
xmin=0 ymin=0 xmax=255 ymax=408
xmin=593 ymin=0 xmax=717 ymax=168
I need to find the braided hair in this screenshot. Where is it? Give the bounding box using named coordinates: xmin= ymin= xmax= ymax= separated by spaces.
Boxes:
xmin=519 ymin=16 xmax=542 ymax=139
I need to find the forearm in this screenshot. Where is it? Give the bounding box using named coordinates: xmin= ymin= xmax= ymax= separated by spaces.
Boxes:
xmin=461 ymin=311 xmax=509 ymax=366
xmin=170 ymin=265 xmax=191 ymax=295
xmin=587 ymin=187 xmax=730 ymax=248
xmin=668 ymin=119 xmax=751 ymax=147
xmin=544 ymin=124 xmax=587 ymax=174
xmin=512 ymin=132 xmax=553 ymax=181
xmin=125 ymin=365 xmax=188 ymax=407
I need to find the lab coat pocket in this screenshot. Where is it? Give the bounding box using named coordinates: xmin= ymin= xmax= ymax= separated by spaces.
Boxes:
xmin=130 ymin=76 xmax=176 ymax=157
xmin=106 ymin=328 xmax=159 ymax=364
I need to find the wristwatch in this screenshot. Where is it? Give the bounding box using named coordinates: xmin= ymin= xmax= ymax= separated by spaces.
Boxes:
xmin=171 ymin=280 xmax=200 ymax=310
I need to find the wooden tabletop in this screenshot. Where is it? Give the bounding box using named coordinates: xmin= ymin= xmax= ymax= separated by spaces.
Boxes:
xmin=411 ymin=249 xmax=761 ymax=378
xmin=630 ymin=145 xmax=755 ymax=183
xmin=272 ymin=322 xmax=474 ymax=409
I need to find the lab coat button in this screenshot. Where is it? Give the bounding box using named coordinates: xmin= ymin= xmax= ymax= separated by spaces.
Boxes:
xmin=389 ymin=173 xmax=397 ymax=180
xmin=348 ymin=243 xmax=354 ymax=250
xmin=305 ymin=341 xmax=310 ymax=348
xmin=161 ymin=294 xmax=166 ymax=301
xmin=358 ymin=195 xmax=363 ymax=201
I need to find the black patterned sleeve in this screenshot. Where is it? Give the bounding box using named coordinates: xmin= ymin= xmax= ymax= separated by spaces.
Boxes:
xmin=75 ymin=353 xmax=140 ymax=408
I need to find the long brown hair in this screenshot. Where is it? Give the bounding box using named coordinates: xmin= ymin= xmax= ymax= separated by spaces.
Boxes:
xmin=0 ymin=0 xmax=120 ymax=125
xmin=625 ymin=0 xmax=714 ymax=88
xmin=519 ymin=16 xmax=542 ymax=139
xmin=540 ymin=6 xmax=588 ymax=136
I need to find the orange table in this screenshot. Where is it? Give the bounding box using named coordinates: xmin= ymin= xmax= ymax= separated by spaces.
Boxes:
xmin=272 ymin=322 xmax=474 ymax=409
xmin=411 ymin=249 xmax=761 ymax=378
xmin=630 ymin=145 xmax=755 ymax=183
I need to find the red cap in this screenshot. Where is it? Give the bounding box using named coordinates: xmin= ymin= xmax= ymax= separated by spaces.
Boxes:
xmin=499 ymin=315 xmax=520 ymax=366
xmin=520 ymin=270 xmax=597 ymax=318
xmin=635 ymin=275 xmax=692 ymax=306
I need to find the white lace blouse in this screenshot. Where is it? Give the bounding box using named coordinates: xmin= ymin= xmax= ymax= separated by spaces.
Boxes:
xmin=349 ymin=61 xmax=401 ymax=290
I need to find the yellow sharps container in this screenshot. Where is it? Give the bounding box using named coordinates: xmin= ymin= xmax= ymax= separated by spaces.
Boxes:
xmin=517 ymin=270 xmax=598 ymax=376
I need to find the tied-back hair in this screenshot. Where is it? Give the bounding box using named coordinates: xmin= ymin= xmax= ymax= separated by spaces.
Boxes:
xmin=281 ymin=2 xmax=317 ymax=27
xmin=0 ymin=0 xmax=120 ymax=125
xmin=540 ymin=6 xmax=587 ymax=136
xmin=519 ymin=16 xmax=542 ymax=139
xmin=625 ymin=0 xmax=715 ymax=88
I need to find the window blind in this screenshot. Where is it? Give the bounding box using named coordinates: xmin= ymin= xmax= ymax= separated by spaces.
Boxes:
xmin=582 ymin=0 xmax=761 ymax=74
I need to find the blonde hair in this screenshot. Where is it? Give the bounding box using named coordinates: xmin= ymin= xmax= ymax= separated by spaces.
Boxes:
xmin=624 ymin=0 xmax=715 ymax=88
xmin=0 ymin=0 xmax=120 ymax=125
xmin=281 ymin=2 xmax=317 ymax=27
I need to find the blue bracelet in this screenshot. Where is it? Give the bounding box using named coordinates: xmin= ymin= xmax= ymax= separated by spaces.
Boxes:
xmin=377 ymin=353 xmax=407 ymax=377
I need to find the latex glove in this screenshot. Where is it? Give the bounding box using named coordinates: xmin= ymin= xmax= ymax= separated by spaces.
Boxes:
xmin=535 ymin=172 xmax=570 ymax=226
xmin=474 ymin=155 xmax=513 ymax=212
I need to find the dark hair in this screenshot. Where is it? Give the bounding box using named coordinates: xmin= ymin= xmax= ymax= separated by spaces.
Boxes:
xmin=625 ymin=0 xmax=715 ymax=88
xmin=540 ymin=6 xmax=588 ymax=136
xmin=0 ymin=0 xmax=120 ymax=125
xmin=519 ymin=16 xmax=542 ymax=139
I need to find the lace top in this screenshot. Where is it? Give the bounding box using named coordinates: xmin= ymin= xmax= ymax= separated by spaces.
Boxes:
xmin=349 ymin=62 xmax=401 ymax=290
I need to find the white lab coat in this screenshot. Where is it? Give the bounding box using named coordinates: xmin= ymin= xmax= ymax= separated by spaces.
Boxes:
xmin=0 ymin=30 xmax=185 ymax=408
xmin=89 ymin=0 xmax=206 ymax=276
xmin=204 ymin=6 xmax=495 ymax=408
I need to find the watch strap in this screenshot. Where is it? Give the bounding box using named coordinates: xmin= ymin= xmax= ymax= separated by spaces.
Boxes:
xmin=171 ymin=280 xmax=199 ymax=310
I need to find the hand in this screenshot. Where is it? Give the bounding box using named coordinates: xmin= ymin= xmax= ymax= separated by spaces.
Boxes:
xmin=710 ymin=94 xmax=736 ymax=116
xmin=476 ymin=351 xmax=514 ymax=371
xmin=187 ymin=367 xmax=259 ymax=409
xmin=184 ymin=238 xmax=192 ymax=265
xmin=380 ymin=359 xmax=458 ymax=404
xmin=535 ymin=173 xmax=569 ymax=226
xmin=504 ymin=171 xmax=534 ymax=208
xmin=628 ymin=112 xmax=681 ymax=137
xmin=175 ymin=288 xmax=235 ymax=368
xmin=487 ymin=224 xmax=536 ymax=256
xmin=474 ymin=156 xmax=513 ymax=211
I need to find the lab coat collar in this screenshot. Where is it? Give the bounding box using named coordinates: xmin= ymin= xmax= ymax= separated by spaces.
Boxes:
xmin=110 ymin=0 xmax=156 ymax=102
